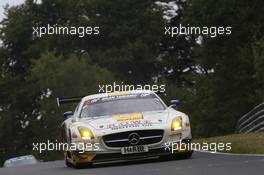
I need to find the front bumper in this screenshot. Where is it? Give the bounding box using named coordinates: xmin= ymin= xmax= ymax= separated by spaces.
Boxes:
xmin=72 ymin=138 xmax=192 ymax=163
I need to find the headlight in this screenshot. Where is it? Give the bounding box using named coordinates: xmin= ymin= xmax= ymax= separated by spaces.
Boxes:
xmin=78 ymin=126 xmax=94 ymax=140
xmin=171 ymin=118 xmax=182 ymax=131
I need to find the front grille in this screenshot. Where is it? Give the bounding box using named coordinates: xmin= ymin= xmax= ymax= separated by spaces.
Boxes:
xmin=103 ymin=130 xmax=164 ymax=147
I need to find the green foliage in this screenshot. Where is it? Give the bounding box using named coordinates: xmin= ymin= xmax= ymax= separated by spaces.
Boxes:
xmin=253 ymin=37 xmax=264 ymax=101
xmin=29 ymin=51 xmax=116 ymax=142
xmin=31 ymin=52 xmax=115 ymax=96
xmin=194 ymin=132 xmax=264 ymax=154
xmin=0 ymin=52 xmax=116 ymax=165
xmin=182 ymin=0 xmax=264 ymax=136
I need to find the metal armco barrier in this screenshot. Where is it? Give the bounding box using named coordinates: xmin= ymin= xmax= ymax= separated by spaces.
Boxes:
xmin=236 ymin=103 xmax=264 ymax=133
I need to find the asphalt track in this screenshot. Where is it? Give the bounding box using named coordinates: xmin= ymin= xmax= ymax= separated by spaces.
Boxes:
xmin=0 ymin=152 xmax=263 ymax=175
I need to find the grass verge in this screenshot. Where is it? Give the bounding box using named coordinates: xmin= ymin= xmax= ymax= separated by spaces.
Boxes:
xmin=194 ymin=132 xmax=264 ymax=154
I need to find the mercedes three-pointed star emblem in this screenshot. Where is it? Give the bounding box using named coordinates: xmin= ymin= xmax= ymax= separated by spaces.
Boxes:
xmin=128 ymin=132 xmax=140 ymax=145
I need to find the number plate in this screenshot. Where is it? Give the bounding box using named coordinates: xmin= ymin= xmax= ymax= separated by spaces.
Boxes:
xmin=121 ymin=145 xmax=149 ymax=154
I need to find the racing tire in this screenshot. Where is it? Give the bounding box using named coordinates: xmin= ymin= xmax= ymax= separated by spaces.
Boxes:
xmin=72 ymin=156 xmax=92 ymax=169
xmin=179 ymin=151 xmax=193 ymax=159
xmin=65 ymin=158 xmax=72 ymax=167
xmin=171 ymin=151 xmax=193 ymax=160
xmin=161 ymin=151 xmax=193 ymax=161
xmin=73 ymin=162 xmax=92 ymax=169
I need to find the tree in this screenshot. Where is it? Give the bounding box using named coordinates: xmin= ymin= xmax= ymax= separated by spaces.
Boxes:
xmin=253 ymin=37 xmax=264 ymax=101
xmin=183 ymin=0 xmax=264 ymax=136
xmin=0 ymin=51 xmax=117 ymax=163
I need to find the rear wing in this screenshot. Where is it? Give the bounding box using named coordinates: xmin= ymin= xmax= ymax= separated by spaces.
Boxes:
xmin=56 ymin=96 xmax=83 ymax=107
xmin=156 ymin=90 xmax=167 ymax=96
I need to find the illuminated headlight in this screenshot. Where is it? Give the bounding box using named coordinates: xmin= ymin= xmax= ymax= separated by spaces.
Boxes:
xmin=171 ymin=118 xmax=182 ymax=131
xmin=78 ymin=126 xmax=94 ymax=140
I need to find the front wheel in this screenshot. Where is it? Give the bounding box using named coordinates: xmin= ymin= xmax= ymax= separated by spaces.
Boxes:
xmin=179 ymin=151 xmax=193 ymax=159
xmin=73 ymin=162 xmax=92 ymax=169
xmin=65 ymin=158 xmax=72 ymax=167
xmin=161 ymin=151 xmax=193 ymax=161
xmin=72 ymin=156 xmax=93 ymax=169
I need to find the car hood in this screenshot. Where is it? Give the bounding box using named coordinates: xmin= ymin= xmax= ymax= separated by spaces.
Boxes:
xmin=78 ymin=110 xmax=170 ymax=131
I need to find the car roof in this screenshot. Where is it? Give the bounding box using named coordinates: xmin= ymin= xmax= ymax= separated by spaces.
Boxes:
xmin=5 ymin=155 xmax=35 ymax=163
xmin=82 ymin=90 xmax=156 ymax=101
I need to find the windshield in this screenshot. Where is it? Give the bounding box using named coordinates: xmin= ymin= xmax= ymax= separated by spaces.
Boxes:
xmin=80 ymin=93 xmax=165 ymax=118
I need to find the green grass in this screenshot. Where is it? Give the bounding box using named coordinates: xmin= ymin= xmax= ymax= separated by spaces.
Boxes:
xmin=194 ymin=132 xmax=264 ymax=154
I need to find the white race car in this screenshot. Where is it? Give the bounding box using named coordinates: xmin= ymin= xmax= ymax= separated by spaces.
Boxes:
xmin=58 ymin=90 xmax=192 ymax=168
xmin=3 ymin=155 xmax=39 ymax=168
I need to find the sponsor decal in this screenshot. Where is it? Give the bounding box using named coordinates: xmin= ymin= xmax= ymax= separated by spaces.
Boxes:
xmin=107 ymin=120 xmax=152 ymax=130
xmin=112 ymin=112 xmax=143 ymax=121
xmin=82 ymin=93 xmax=153 ymax=107
xmin=107 ymin=91 xmax=130 ymax=97
xmin=84 ymin=100 xmax=92 ymax=106
xmin=101 ymin=94 xmax=137 ymax=101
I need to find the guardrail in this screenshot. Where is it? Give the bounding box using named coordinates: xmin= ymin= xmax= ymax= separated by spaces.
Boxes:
xmin=236 ymin=103 xmax=264 ymax=133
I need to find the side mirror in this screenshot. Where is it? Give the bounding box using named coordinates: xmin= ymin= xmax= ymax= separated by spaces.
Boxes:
xmin=63 ymin=111 xmax=73 ymax=119
xmin=169 ymin=99 xmax=181 ymax=108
